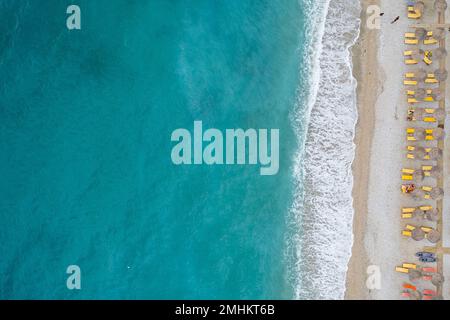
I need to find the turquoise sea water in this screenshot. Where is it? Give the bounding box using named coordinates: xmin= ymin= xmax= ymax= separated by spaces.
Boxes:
xmin=0 ymin=0 xmax=310 ymax=299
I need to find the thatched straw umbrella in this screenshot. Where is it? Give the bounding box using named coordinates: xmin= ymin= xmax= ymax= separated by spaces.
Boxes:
xmin=412 ymin=228 xmax=426 ymax=241
xmin=435 ymin=69 xmax=448 ymax=81
xmin=414 ymin=146 xmax=427 ymax=159
xmin=434 ymin=48 xmax=448 ymax=59
xmin=431 ymin=273 xmax=445 ymax=286
xmin=434 ymin=108 xmax=446 ymax=121
xmin=415 ymin=28 xmax=428 ymax=40
xmin=414 ymin=88 xmax=427 ymax=100
xmin=415 ymin=1 xmax=425 ymax=12
xmin=412 ymin=51 xmax=424 ymax=62
xmin=414 ymin=170 xmax=425 ymax=181
xmin=433 ymin=127 xmax=445 ymax=140
xmin=417 ymin=68 xmax=428 ymax=81
xmin=434 ymin=0 xmax=448 ymax=12
xmin=429 ymin=147 xmax=443 ymax=160
xmin=430 ymin=187 xmax=444 ymax=200
xmin=430 ymin=92 xmax=444 ymax=101
xmin=429 ymin=166 xmax=442 ymax=178
xmin=412 ymin=189 xmax=426 ymax=200
xmin=410 ymin=290 xmax=423 ymax=300
xmin=413 ymin=129 xmax=425 ymax=140
xmin=427 ymin=229 xmax=441 ymax=243
xmin=409 ymin=269 xmax=423 ymax=282
xmin=425 ymin=208 xmax=439 ymax=221
xmin=433 ymin=28 xmax=446 ymax=40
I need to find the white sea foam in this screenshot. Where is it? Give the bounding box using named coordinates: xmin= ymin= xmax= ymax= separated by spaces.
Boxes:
xmin=289 ymin=0 xmax=361 ymax=299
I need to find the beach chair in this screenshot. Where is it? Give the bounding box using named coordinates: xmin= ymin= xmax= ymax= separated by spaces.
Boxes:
xmin=405 ymin=72 xmax=415 ymax=78
xmin=406 ymin=224 xmax=416 ymax=231
xmin=408 ymin=6 xmax=421 ymax=19
xmin=402 ymin=207 xmax=416 ymax=213
xmin=403 ymin=283 xmax=417 ymax=291
xmin=423 ymin=55 xmax=432 ymax=65
xmin=401 ymin=292 xmax=411 ymax=298
xmin=404 ymin=80 xmax=418 ymax=86
xmin=422 ymin=267 xmax=436 ymax=273
xmin=419 ymin=205 xmax=433 ymax=211
xmin=405 ymin=59 xmax=418 ymax=65
xmin=421 ymin=226 xmax=433 ymax=233
xmin=402 ymin=263 xmax=417 ymax=269
xmin=402 ymin=230 xmax=413 ymax=237
xmin=423 ymin=289 xmax=436 ymax=296
xmin=396 ymin=266 xmax=410 ymax=273
xmin=424 ymin=38 xmax=438 ymax=45
xmin=405 ymin=38 xmax=419 ymax=45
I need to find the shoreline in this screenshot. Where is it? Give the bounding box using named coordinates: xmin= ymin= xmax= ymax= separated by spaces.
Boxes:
xmin=345 ymin=0 xmax=380 ymax=299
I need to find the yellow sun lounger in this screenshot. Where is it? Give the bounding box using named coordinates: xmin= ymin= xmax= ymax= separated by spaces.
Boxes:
xmin=423 ymin=117 xmax=436 ymax=122
xmin=404 ymin=80 xmax=418 ymax=85
xmin=408 ymin=8 xmax=422 ymax=19
xmin=424 ymin=96 xmax=434 ymax=102
xmin=405 ymin=38 xmax=419 ymax=45
xmin=424 ymin=38 xmax=438 ymax=45
xmin=396 ymin=266 xmax=410 ymax=273
xmin=424 ymin=56 xmax=432 ymax=65
xmin=403 ymin=263 xmax=417 ymax=269
xmin=405 ymin=59 xmax=418 ymax=65
xmin=425 ymin=77 xmax=438 ymax=84
xmin=405 ymin=73 xmax=415 ymax=78
xmin=422 ymin=186 xmax=433 ymax=192
xmin=402 ymin=207 xmax=416 ymax=213
xmin=421 ymin=226 xmax=433 ymax=233
xmin=402 ymin=230 xmax=413 ymax=237
xmin=419 ymin=205 xmax=433 ymax=211
xmin=403 ymin=213 xmax=414 ymax=219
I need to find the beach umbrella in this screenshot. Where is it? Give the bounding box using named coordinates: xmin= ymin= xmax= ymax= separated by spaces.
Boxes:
xmin=425 ymin=208 xmax=439 ymax=221
xmin=433 ymin=127 xmax=445 ymax=140
xmin=415 ymin=28 xmax=428 ymax=40
xmin=434 ymin=0 xmax=448 ymax=12
xmin=414 ymin=170 xmax=425 ymax=181
xmin=414 ymin=146 xmax=427 ymax=159
xmin=414 ymin=88 xmax=427 ymax=100
xmin=409 ymin=269 xmax=423 ymax=282
xmin=430 ymin=92 xmax=444 ymax=101
xmin=417 ymin=68 xmax=428 ymax=81
xmin=434 ymin=69 xmax=448 ymax=81
xmin=415 ymin=1 xmax=425 ymax=12
xmin=430 ymin=166 xmax=442 ymax=178
xmin=412 ymin=189 xmax=426 ymax=200
xmin=410 ymin=290 xmax=422 ymax=300
xmin=434 ymin=48 xmax=448 ymax=59
xmin=430 ymin=187 xmax=444 ymax=200
xmin=433 ymin=28 xmax=446 ymax=40
xmin=432 ymin=273 xmax=445 ymax=286
xmin=434 ymin=108 xmax=446 ymax=121
xmin=413 ymin=129 xmax=425 ymax=140
xmin=429 ymin=147 xmax=443 ymax=160
xmin=427 ymin=229 xmax=441 ymax=243
xmin=412 ymin=228 xmax=426 ymax=241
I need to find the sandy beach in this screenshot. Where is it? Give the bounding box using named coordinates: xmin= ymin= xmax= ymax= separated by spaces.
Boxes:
xmin=346 ymin=0 xmax=450 ymax=300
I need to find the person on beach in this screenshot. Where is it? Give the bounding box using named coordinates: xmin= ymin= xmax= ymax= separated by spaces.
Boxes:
xmin=391 ymin=16 xmax=400 ymax=24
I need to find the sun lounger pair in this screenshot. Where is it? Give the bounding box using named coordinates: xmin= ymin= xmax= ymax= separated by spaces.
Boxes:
xmin=407 ymin=146 xmax=432 ymax=159
xmin=408 ymin=6 xmax=422 ymax=19
xmin=406 ymin=128 xmax=435 ymax=141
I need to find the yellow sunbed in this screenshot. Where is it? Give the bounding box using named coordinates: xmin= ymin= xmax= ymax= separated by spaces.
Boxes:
xmin=424 ymin=96 xmax=434 ymax=102
xmin=422 ymin=186 xmax=432 ymax=192
xmin=424 ymin=38 xmax=438 ymax=45
xmin=424 ymin=56 xmax=432 ymax=65
xmin=423 ymin=117 xmax=436 ymax=122
xmin=421 ymin=226 xmax=433 ymax=233
xmin=406 ymin=224 xmax=416 ymax=231
xmin=402 ymin=168 xmax=415 ymax=174
xmin=425 ymin=78 xmax=438 ymax=84
xmin=404 ymin=80 xmax=418 ymax=85
xmin=402 ymin=213 xmax=414 ymax=219
xmin=402 ymin=230 xmax=412 ymax=237
xmin=402 ymin=263 xmax=417 ymax=269
xmin=405 ymin=73 xmax=415 ymax=78
xmin=396 ymin=266 xmax=410 ymax=273
xmin=405 ymin=59 xmax=418 ymax=65
xmin=402 ymin=207 xmax=415 ymax=213
xmin=419 ymin=205 xmax=432 ymax=211
xmin=405 ymin=39 xmax=419 ymax=45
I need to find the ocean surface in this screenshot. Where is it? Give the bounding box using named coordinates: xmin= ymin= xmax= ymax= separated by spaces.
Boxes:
xmin=0 ymin=0 xmax=360 ymax=299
